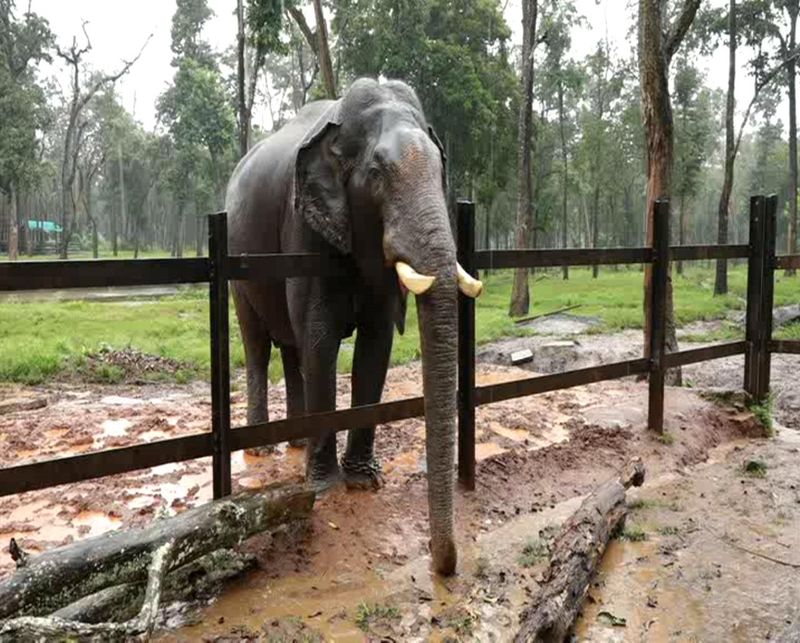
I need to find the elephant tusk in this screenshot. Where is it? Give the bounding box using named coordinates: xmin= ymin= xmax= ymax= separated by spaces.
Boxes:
xmin=395 ymin=261 xmax=435 ymax=295
xmin=457 ymin=263 xmax=483 ymax=298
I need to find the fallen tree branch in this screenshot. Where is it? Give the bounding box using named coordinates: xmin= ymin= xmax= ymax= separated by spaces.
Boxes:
xmin=51 ymin=549 xmax=256 ymax=624
xmin=514 ymin=459 xmax=645 ymax=643
xmin=514 ymin=304 xmax=582 ymax=325
xmin=0 ymin=541 xmax=173 ymax=640
xmin=703 ymin=525 xmax=800 ymax=569
xmin=0 ymin=484 xmax=314 ymax=620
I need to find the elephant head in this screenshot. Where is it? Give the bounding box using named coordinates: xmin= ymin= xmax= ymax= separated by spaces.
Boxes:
xmin=293 ymin=78 xmax=481 ymax=575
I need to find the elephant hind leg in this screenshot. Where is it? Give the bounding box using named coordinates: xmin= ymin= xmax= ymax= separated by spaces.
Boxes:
xmin=232 ymin=285 xmax=273 ymax=455
xmin=280 ymin=345 xmax=306 ymax=448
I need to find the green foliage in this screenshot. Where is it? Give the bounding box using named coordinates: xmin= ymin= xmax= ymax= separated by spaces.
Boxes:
xmin=170 ymin=0 xmax=215 ymax=65
xmin=657 ymin=432 xmax=675 ymax=446
xmin=517 ymin=538 xmax=549 ymax=567
xmin=247 ymin=0 xmax=287 ymax=56
xmin=748 ymin=394 xmax=774 ymax=436
xmin=742 ymin=459 xmax=768 ymax=477
xmin=333 ymin=0 xmax=517 ymax=198
xmin=618 ymin=524 xmax=648 ymax=542
xmin=0 ymin=1 xmax=52 ymax=195
xmin=354 ymin=603 xmax=400 ymax=632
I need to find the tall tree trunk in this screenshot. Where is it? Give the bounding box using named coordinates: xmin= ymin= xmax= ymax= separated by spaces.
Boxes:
xmin=236 ymin=0 xmax=249 ymax=158
xmin=787 ymin=5 xmax=798 ymax=275
xmin=559 ymin=80 xmax=569 ymax=280
xmin=111 ymin=199 xmax=118 ymax=257
xmin=116 ymin=143 xmax=125 ymax=257
xmin=7 ymin=187 xmax=18 ymax=261
xmin=86 ymin=182 xmax=99 ymax=259
xmin=592 ymin=185 xmax=600 ymax=278
xmin=313 ymin=0 xmax=336 ymax=99
xmin=678 ymin=195 xmax=685 ymax=276
xmin=175 ymin=204 xmax=184 ymax=259
xmin=639 ymin=0 xmax=699 ymax=386
xmin=715 ymin=0 xmax=736 ymax=294
xmin=509 ymin=0 xmax=537 ymax=317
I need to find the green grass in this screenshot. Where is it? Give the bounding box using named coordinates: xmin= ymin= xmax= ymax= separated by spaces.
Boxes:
xmin=618 ymin=524 xmax=648 ymax=542
xmin=1 ymin=264 xmax=798 ymax=384
xmin=354 ymin=603 xmax=400 ymax=632
xmin=517 ymin=537 xmax=549 ymax=567
xmin=748 ymin=394 xmax=775 ymax=436
xmin=657 ymin=432 xmax=675 ymax=445
xmin=742 ymin=459 xmax=768 ymax=478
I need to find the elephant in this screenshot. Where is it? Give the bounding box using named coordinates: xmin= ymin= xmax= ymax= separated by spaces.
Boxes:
xmin=225 ymin=77 xmax=482 ymax=576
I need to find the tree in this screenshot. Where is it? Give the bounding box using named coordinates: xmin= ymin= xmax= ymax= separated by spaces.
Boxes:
xmin=312 ymin=0 xmax=335 ymax=98
xmin=747 ymin=0 xmax=800 ymax=274
xmin=54 ymin=23 xmax=147 ymax=257
xmin=509 ymin=0 xmax=539 ymax=317
xmin=576 ymin=41 xmax=624 ymax=278
xmin=159 ymin=0 xmax=235 ymax=257
xmin=237 ymin=0 xmax=284 ymax=156
xmin=0 ymin=0 xmax=52 ymax=260
xmin=672 ymin=56 xmax=717 ymax=275
xmin=638 ymin=0 xmax=701 ymax=385
xmin=334 ymin=0 xmax=516 ymax=202
xmin=542 ymin=3 xmax=583 ymax=279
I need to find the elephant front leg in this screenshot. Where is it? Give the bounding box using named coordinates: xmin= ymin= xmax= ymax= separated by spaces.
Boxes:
xmin=302 ymin=325 xmax=342 ymax=492
xmin=342 ymin=317 xmax=393 ymax=490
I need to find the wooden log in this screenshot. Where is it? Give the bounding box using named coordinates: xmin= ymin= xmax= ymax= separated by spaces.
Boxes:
xmin=514 ymin=460 xmax=645 ymax=643
xmin=51 ymin=549 xmax=256 ymax=624
xmin=0 ymin=484 xmax=314 ymax=620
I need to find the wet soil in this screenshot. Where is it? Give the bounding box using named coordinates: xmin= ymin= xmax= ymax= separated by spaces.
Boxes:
xmin=0 ymin=330 xmax=797 ymax=640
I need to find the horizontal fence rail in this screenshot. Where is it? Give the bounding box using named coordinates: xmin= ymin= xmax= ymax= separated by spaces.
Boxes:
xmin=663 ymin=341 xmax=748 ymax=369
xmin=226 ymin=253 xmax=351 ymax=280
xmin=769 ymin=340 xmax=800 ymax=354
xmin=0 ymin=433 xmax=213 ymax=497
xmin=231 ymin=396 xmax=425 ymax=452
xmin=669 ymin=244 xmax=750 ymax=261
xmin=0 ymin=195 xmax=795 ymax=500
xmin=474 ymin=247 xmax=653 ymax=269
xmin=475 ymin=358 xmax=650 ymax=406
xmin=0 ymin=258 xmax=210 ymax=291
xmin=775 ymin=254 xmax=800 ymax=271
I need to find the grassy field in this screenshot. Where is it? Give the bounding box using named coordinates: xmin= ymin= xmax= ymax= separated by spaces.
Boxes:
xmin=0 ymin=264 xmax=798 ymax=385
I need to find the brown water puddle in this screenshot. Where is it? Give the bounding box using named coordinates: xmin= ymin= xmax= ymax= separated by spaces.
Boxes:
xmin=574 ymin=538 xmax=705 ymax=642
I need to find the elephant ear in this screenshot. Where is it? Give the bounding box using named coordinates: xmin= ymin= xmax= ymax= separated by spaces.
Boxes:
xmin=427 ymin=125 xmax=448 ymax=195
xmin=295 ymin=103 xmax=351 ymax=254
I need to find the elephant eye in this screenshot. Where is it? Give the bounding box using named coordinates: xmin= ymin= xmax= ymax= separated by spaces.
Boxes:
xmin=368 ymin=166 xmax=382 ymax=182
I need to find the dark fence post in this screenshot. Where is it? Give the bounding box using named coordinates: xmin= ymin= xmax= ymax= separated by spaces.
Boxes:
xmin=208 ymin=212 xmax=232 ymax=498
xmin=745 ymin=196 xmax=766 ymax=401
xmin=457 ymin=199 xmax=476 ymax=491
xmin=647 ymin=200 xmax=669 ymax=432
xmin=759 ymin=194 xmax=777 ymax=401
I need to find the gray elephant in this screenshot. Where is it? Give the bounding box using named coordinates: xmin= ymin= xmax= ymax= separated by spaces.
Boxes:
xmin=225 ymin=77 xmax=482 ymax=576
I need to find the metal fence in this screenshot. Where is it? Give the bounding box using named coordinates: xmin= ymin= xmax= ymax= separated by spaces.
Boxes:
xmin=0 ymin=195 xmax=797 ymax=498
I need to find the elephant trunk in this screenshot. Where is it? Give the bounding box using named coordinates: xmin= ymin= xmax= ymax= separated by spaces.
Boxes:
xmin=383 ymin=154 xmax=459 ymax=574
xmin=416 ymin=267 xmax=458 ymax=575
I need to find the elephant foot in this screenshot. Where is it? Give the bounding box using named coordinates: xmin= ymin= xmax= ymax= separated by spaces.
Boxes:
xmin=306 ymin=461 xmax=342 ymax=494
xmin=245 ymin=445 xmax=276 ymax=457
xmin=341 ymin=457 xmax=384 ymax=490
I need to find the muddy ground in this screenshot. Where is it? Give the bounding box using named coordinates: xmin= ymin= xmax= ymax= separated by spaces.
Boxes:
xmin=0 ymin=330 xmax=798 ymax=641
